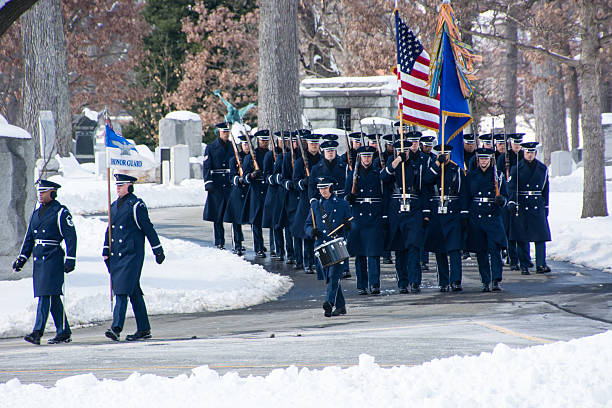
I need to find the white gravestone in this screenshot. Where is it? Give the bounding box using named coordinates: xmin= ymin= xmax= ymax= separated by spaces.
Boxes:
xmin=159 ymin=111 xmax=203 ymax=158
xmin=170 ymin=144 xmax=190 ymax=185
xmin=550 ymin=150 xmax=573 ymax=177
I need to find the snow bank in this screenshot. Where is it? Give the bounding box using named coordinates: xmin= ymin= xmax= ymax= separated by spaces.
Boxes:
xmin=165 ymin=110 xmax=201 ymax=121
xmin=1 ymin=331 xmax=611 ymax=407
xmin=0 ymin=215 xmax=292 ymax=338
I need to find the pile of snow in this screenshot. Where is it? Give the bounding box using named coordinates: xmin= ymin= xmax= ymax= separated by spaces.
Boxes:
xmin=549 ymin=165 xmax=612 ymax=192
xmin=0 ymin=215 xmax=292 ymax=338
xmin=0 ymin=114 xmax=31 ymax=139
xmin=165 ymin=110 xmax=201 ymax=122
xmin=1 ymin=331 xmax=611 ymax=407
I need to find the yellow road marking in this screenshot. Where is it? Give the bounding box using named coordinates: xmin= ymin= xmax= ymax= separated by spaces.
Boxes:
xmin=474 ymin=321 xmax=553 ymax=343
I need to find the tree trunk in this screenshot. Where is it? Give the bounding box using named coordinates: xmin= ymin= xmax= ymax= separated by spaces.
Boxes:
xmin=503 ymin=18 xmax=517 ymax=134
xmin=20 ymin=0 xmax=72 ymax=159
xmin=560 ymin=40 xmax=581 ymax=150
xmin=532 ymin=58 xmax=567 ymax=165
xmin=258 ymin=0 xmax=300 ymax=131
xmin=579 ymin=0 xmax=607 ymax=218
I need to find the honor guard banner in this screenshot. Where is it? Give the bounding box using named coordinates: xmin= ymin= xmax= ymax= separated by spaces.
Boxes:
xmin=105 ymin=125 xmax=154 ymax=170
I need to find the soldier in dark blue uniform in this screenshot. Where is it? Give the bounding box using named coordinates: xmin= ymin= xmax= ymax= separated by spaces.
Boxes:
xmin=463 ymin=133 xmax=476 ymax=169
xmin=271 ymin=131 xmax=295 ymax=264
xmin=223 ymin=135 xmax=249 ymax=255
xmin=13 ymin=180 xmax=76 ymax=345
xmin=380 ymin=134 xmax=396 ymax=265
xmin=423 ymin=145 xmax=466 ymax=292
xmin=103 ymin=174 xmax=165 ymax=341
xmin=345 ymin=146 xmax=384 ymax=295
xmin=292 ymin=133 xmax=321 ymax=274
xmin=497 ymin=133 xmax=527 ymax=270
xmin=282 ymin=132 xmax=304 ymax=269
xmin=381 ymin=134 xmax=430 ymax=294
xmin=203 ymin=122 xmax=235 ymax=249
xmin=304 ymin=177 xmax=352 ymax=317
xmin=463 ymin=148 xmax=508 ymax=292
xmin=419 ymin=134 xmax=437 ymax=272
xmin=467 ymin=134 xmax=494 ymax=171
xmin=494 ymin=133 xmax=506 ymax=161
xmin=262 ymin=132 xmax=286 ymax=261
xmin=507 ymin=141 xmax=552 ymax=275
xmin=242 ymin=130 xmax=270 ymax=258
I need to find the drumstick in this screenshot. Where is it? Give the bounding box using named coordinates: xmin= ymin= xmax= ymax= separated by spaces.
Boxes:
xmin=327 ymin=216 xmax=354 ymax=237
xmin=310 ymin=208 xmax=316 ymax=229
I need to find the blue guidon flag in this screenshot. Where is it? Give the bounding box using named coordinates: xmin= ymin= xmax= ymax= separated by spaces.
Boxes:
xmin=105 ymin=125 xmax=154 ymax=170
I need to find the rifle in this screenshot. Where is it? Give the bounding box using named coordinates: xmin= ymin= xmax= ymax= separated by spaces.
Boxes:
xmin=357 ymin=112 xmax=365 ymax=146
xmin=491 ymin=117 xmax=500 ymax=197
xmin=229 ymin=132 xmax=244 ymax=177
xmin=270 ymin=128 xmax=277 ymax=163
xmin=296 ymin=132 xmax=310 ymax=177
xmin=503 ymin=128 xmax=509 ymax=180
xmin=343 ymin=116 xmax=353 ymax=171
xmin=351 ymin=152 xmax=361 ymax=194
xmin=373 ymin=120 xmax=384 ymax=168
xmin=241 ymin=128 xmax=260 ymax=171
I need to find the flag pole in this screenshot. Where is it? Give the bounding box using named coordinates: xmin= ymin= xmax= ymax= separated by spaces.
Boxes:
xmin=441 ymin=113 xmax=445 ymax=207
xmin=104 ymin=108 xmax=114 ymax=316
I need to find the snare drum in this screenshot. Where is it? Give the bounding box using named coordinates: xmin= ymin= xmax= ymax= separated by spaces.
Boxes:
xmin=314 ymin=237 xmax=349 ymax=268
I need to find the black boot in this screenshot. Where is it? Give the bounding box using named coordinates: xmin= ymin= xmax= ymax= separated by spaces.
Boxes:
xmin=451 ymin=282 xmax=463 ymax=292
xmin=126 ymin=330 xmax=152 ymax=341
xmin=370 ymin=287 xmax=381 ymax=295
xmin=24 ymin=331 xmax=42 ymax=345
xmin=410 ymin=283 xmax=421 ymax=294
xmin=536 ymin=265 xmax=551 ymax=274
xmin=399 ymin=287 xmax=409 ymax=294
xmin=331 ymin=307 xmax=346 ymax=316
xmin=47 ymin=332 xmax=72 ymax=344
xmin=323 ymin=301 xmax=333 ymax=317
xmin=305 ymin=265 xmax=315 ymax=274
xmin=105 ymin=328 xmax=121 ymax=341
xmin=492 ymin=280 xmax=502 ymax=292
xmin=358 ymin=288 xmax=368 ymax=295
xmin=481 ymin=283 xmax=490 ymax=292
xmin=439 ymin=285 xmax=450 ymax=292
xmin=255 ymin=251 xmax=266 ymax=259
xmin=520 ymin=267 xmax=530 ymax=275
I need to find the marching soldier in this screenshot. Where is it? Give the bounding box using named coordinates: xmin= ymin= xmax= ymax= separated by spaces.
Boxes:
xmin=262 ymin=132 xmax=286 ymax=261
xmin=304 ymin=176 xmax=352 ymax=317
xmin=497 ymin=133 xmax=527 ymax=270
xmin=345 ymin=146 xmax=385 ymax=295
xmin=203 ymin=122 xmax=234 ymax=249
xmin=292 ymin=132 xmax=321 ymax=274
xmin=507 ymin=141 xmax=552 ymax=275
xmin=282 ymin=132 xmax=305 ymax=269
xmin=494 ymin=133 xmax=506 ymax=161
xmin=419 ymin=134 xmax=437 ymax=272
xmin=463 ymin=133 xmax=477 ymax=168
xmin=103 ymin=174 xmax=165 ymax=341
xmin=223 ymin=134 xmax=249 ymax=256
xmin=380 ymin=134 xmax=396 ymax=265
xmin=13 ymin=180 xmax=76 ymax=345
xmin=381 ymin=134 xmax=430 ymax=294
xmin=242 ymin=129 xmax=270 ymax=258
xmin=423 ymin=145 xmax=466 ymax=292
xmin=467 ymin=134 xmax=494 ymax=171
xmin=463 ymin=148 xmax=508 ymax=292
xmin=272 ymin=131 xmax=295 ymax=264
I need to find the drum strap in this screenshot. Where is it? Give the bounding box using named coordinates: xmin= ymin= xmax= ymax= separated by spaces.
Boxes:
xmin=318 ymin=203 xmax=336 ymax=238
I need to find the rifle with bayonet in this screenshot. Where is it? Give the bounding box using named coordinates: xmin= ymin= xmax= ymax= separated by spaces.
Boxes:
xmin=343 ymin=116 xmax=353 ymax=171
xmin=229 ymin=131 xmax=244 ymax=178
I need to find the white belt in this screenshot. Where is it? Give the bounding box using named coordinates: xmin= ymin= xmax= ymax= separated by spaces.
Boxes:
xmin=355 ymin=197 xmax=382 ymax=203
xmin=519 ymin=191 xmax=542 ymax=196
xmin=473 ymin=197 xmax=495 ymax=203
xmin=433 ymin=196 xmax=459 ymax=201
xmin=210 ymin=169 xmax=230 ymax=174
xmin=35 ymin=239 xmax=60 ymax=246
xmin=392 ymin=193 xmax=419 ymax=200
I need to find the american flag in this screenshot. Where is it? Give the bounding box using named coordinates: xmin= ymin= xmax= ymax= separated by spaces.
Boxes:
xmin=395 ymin=10 xmax=440 ymax=131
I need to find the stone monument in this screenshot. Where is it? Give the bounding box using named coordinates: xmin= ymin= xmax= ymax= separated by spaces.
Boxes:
xmin=0 ymin=115 xmax=35 ymax=279
xmin=73 ymin=114 xmax=97 ymax=163
xmin=159 ymin=111 xmax=203 ymax=158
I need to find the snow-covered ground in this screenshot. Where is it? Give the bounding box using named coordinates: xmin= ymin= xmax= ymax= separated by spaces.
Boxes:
xmin=1 ymin=331 xmax=610 ymax=407
xmin=0 ymin=215 xmax=292 ymax=338
xmin=548 ymin=165 xmax=612 ymax=272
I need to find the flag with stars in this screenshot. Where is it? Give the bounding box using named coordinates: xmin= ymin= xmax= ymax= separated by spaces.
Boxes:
xmin=395 ymin=9 xmax=440 ymax=131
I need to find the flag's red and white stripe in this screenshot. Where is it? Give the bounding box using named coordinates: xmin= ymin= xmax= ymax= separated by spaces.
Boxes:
xmin=398 ymin=52 xmax=440 ymax=131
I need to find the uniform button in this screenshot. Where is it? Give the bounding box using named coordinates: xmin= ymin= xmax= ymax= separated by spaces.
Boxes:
xmin=535 ymin=206 xmax=538 ymax=209
xmin=526 ymin=207 xmax=529 ymax=210
xmin=42 ymin=229 xmax=46 ymax=233
xmin=42 ymin=256 xmax=45 ymax=260
xmin=478 ymin=215 xmax=482 ymax=218
xmin=119 ymin=253 xmax=122 ymax=256
xmin=119 ymin=239 xmax=123 ymax=243
xmin=111 ymin=239 xmax=114 ymax=242
xmin=112 ymin=225 xmax=115 ymax=229
xmin=34 ymin=230 xmax=37 ymax=233
xmin=526 ymin=184 xmax=529 ymax=187
xmin=478 ymin=192 xmax=482 ymax=195
xmin=34 ymin=257 xmax=37 ymax=261
xmin=111 ymin=253 xmax=114 ymax=256
xmin=360 ymin=213 xmax=363 ymax=216
xmin=120 ymin=226 xmax=123 ymax=229
xmin=488 ymin=214 xmax=491 ymax=218
xmin=478 ymin=203 xmax=482 ymax=206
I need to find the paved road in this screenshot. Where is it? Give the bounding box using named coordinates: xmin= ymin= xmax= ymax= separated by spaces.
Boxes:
xmin=0 ymin=206 xmax=610 ymax=386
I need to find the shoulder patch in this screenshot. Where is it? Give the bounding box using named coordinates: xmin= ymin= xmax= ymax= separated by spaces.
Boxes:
xmin=66 ymin=214 xmax=74 ymax=227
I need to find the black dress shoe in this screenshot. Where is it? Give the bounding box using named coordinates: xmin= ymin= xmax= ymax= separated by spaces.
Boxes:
xmin=270 ymin=250 xmax=276 ymax=257
xmin=24 ymin=331 xmax=42 ymax=345
xmin=105 ymin=328 xmax=120 ymax=341
xmin=536 ymin=265 xmax=551 ymax=274
xmin=410 ymin=283 xmax=421 ymax=293
xmin=481 ymin=283 xmax=490 ymax=292
xmin=323 ymin=301 xmax=333 ymax=317
xmin=462 ymin=252 xmax=471 ymax=260
xmin=342 ymin=271 xmax=351 ymax=279
xmin=528 ymin=261 xmax=534 ymax=268
xmin=439 ymin=285 xmax=450 ymax=292
xmin=236 ymin=250 xmax=243 ymax=257
xmin=126 ymin=330 xmax=152 ymax=341
xmin=216 ymin=244 xmax=225 ymax=250
xmin=286 ymin=257 xmax=296 ymax=265
xmin=520 ymin=267 xmax=530 ymax=275
xmin=382 ymin=257 xmax=393 ymax=264
xmin=371 ymin=287 xmax=381 ymax=295
xmin=358 ymin=288 xmax=368 ymax=295
xmin=421 ymin=262 xmax=429 ymax=271
xmin=47 ymin=333 xmax=72 ymax=344
xmin=240 ymin=246 xmax=246 ymax=252
xmin=399 ymin=287 xmax=409 ymax=294
xmin=255 ymin=251 xmax=266 ymax=258
xmin=510 ymin=264 xmax=520 ymax=271
xmin=305 ymin=266 xmax=315 ymax=274
xmin=232 ymin=248 xmax=238 ymax=254
xmin=492 ymin=280 xmax=502 ymax=291
xmin=331 ymin=307 xmax=347 ymax=316
xmin=451 ymin=282 xmax=463 ymax=292
xmin=273 ymin=255 xmax=284 ymax=262
xmin=294 ymin=263 xmax=304 ymax=271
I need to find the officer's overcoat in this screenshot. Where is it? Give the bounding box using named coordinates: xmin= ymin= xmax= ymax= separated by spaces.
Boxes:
xmin=242 ymin=147 xmax=269 ymax=225
xmin=203 ymin=138 xmax=234 ymax=222
xmin=20 ymin=200 xmax=77 ymax=297
xmin=223 ymin=152 xmax=248 ymax=224
xmin=304 ymin=195 xmax=351 ymax=247
xmin=291 ymin=151 xmax=321 ymax=239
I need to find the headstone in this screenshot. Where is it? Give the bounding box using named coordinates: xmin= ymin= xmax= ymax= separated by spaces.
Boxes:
xmin=95 ymin=151 xmax=107 ymax=178
xmin=0 ymin=117 xmax=35 ymax=279
xmin=73 ymin=114 xmax=97 ymax=163
xmin=550 ymin=150 xmax=573 ymax=177
xmin=156 ymin=147 xmax=171 ymax=184
xmin=159 ymin=111 xmax=203 ymax=157
xmin=570 ymin=148 xmax=582 ymax=165
xmin=190 ymin=158 xmax=202 ymax=179
xmin=170 ymin=144 xmax=190 ymax=185
xmin=36 ymin=111 xmax=60 ymax=178
xmin=603 ymin=120 xmax=612 ymax=162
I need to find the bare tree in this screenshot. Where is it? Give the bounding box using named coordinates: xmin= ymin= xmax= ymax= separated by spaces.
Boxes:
xmin=258 ymin=0 xmax=300 ymax=130
xmin=21 ymin=0 xmax=72 ymax=157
